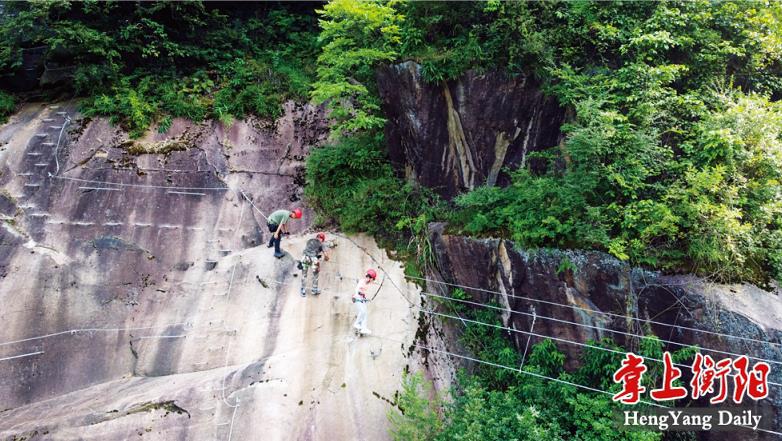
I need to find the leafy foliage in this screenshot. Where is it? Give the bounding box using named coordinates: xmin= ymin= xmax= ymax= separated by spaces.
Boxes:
xmin=390 ymin=336 xmax=694 ymax=441
xmin=311 ymin=0 xmax=403 ymax=135
xmin=454 ymin=85 xmax=782 ymax=284
xmin=307 ymin=0 xmax=782 ymax=285
xmin=437 ymin=383 xmax=558 ymax=441
xmin=0 ymin=1 xmax=318 ymax=135
xmin=390 ymin=296 xmax=697 ymax=441
xmin=432 ymin=2 xmax=782 ymax=285
xmin=306 ymin=0 xmax=447 ymax=273
xmin=304 ymin=133 xmax=443 ymax=248
xmin=0 ymin=91 xmax=14 ymax=124
xmin=397 ymin=1 xmax=782 ymax=92
xmin=395 ymin=1 xmax=550 ymax=83
xmin=666 ymin=92 xmax=782 ymax=281
xmin=388 ymin=372 xmax=442 ymax=441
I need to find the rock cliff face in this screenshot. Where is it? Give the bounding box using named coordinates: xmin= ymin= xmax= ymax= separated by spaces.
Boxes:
xmin=0 ymin=103 xmax=423 ymax=440
xmin=423 ymin=223 xmax=782 ymax=440
xmin=378 ymin=61 xmax=782 ymax=439
xmin=377 ymin=61 xmax=564 ymax=199
xmin=4 ymin=70 xmax=781 ymax=441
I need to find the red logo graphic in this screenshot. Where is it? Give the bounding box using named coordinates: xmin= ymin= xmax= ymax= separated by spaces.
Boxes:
xmin=612 ymin=351 xmax=771 ymax=404
xmin=613 ymin=352 xmax=647 ymax=405
xmin=650 ymin=352 xmax=688 ymax=401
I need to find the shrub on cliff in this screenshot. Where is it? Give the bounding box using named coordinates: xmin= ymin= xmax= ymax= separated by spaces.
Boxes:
xmin=454 ymin=88 xmax=782 ymax=285
xmin=310 ymin=0 xmax=403 ymax=135
xmin=0 ymin=2 xmax=318 ymax=135
xmin=307 ymin=0 xmax=443 ymax=266
xmin=0 ymin=91 xmax=14 ymax=124
xmin=305 ymin=133 xmax=442 ymax=247
xmin=388 ymin=337 xmax=680 ymax=441
xmin=420 ymin=1 xmax=782 ymax=285
xmin=389 ymin=297 xmax=696 ymax=441
xmin=387 ymin=372 xmax=442 ymax=441
xmin=308 ymin=0 xmax=782 ymax=285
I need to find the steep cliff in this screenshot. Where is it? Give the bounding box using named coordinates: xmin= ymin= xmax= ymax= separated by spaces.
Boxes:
xmin=376 ymin=61 xmax=564 ymax=198
xmin=422 ymin=223 xmax=782 ymax=440
xmin=0 ymin=103 xmax=423 ymax=440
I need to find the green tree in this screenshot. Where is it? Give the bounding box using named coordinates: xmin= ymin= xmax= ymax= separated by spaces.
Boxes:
xmin=447 ymin=1 xmax=782 ymax=284
xmin=393 ymin=334 xmax=688 ymax=441
xmin=311 ymin=0 xmax=403 ymax=135
xmin=0 ymin=1 xmax=319 ymax=136
xmin=388 ymin=372 xmax=443 ymax=441
xmin=667 ymin=92 xmax=782 ymax=282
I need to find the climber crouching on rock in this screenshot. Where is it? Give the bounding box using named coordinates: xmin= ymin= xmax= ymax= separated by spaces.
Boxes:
xmin=267 ymin=208 xmax=302 ymax=258
xmin=299 ymin=232 xmax=334 ymax=297
xmin=352 ymin=268 xmax=377 ymax=336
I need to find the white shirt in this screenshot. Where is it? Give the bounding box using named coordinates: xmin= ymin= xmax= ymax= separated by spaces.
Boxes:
xmin=354 ymin=278 xmax=372 ymax=301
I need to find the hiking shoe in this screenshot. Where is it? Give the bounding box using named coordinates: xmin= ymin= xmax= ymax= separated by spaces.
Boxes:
xmin=300 ymin=287 xmax=306 ymax=297
xmin=311 ymin=288 xmax=321 ymax=295
xmin=274 ymin=252 xmax=285 ymax=259
xmin=359 ymin=328 xmax=372 ymax=336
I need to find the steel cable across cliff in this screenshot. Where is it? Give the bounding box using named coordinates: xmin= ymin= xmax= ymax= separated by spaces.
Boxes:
xmin=37 ymin=158 xmax=782 ymax=352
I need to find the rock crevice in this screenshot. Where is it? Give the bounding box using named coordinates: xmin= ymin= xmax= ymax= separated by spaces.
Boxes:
xmin=377 ymin=61 xmax=565 ymax=198
xmin=424 ymin=222 xmax=782 ymax=440
xmin=0 ymin=102 xmax=423 ymax=441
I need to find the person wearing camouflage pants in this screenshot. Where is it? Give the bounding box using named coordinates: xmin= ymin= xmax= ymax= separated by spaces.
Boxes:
xmin=300 ymin=232 xmax=331 ymax=297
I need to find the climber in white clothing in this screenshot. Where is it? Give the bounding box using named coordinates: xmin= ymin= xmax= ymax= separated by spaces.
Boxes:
xmin=352 ymin=268 xmax=377 ymax=335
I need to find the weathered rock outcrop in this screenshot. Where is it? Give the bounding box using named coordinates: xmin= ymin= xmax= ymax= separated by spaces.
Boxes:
xmin=423 ymin=223 xmax=782 ymax=440
xmin=0 ymin=103 xmax=423 ymax=440
xmin=377 ymin=61 xmax=564 ymax=198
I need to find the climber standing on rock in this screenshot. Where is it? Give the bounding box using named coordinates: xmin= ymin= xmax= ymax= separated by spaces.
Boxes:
xmin=299 ymin=232 xmax=333 ymax=297
xmin=267 ymin=208 xmax=302 ymax=258
xmin=352 ymin=268 xmax=377 ymax=336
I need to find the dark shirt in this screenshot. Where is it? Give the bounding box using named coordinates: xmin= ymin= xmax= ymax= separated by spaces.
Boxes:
xmin=303 ymin=239 xmax=323 ymax=257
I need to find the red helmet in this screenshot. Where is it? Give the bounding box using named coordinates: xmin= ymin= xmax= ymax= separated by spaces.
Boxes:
xmin=366 ymin=269 xmax=377 ymax=280
xmin=316 ymin=232 xmax=326 ymax=241
xmin=292 ymin=208 xmax=302 ymax=219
